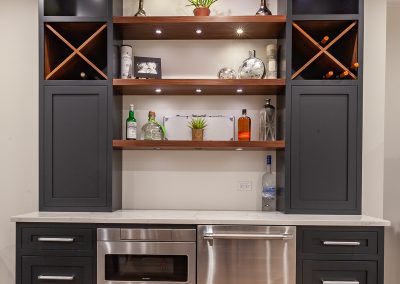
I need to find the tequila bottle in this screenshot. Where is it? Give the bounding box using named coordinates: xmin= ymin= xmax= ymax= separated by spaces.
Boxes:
xmin=141 ymin=111 xmax=164 ymax=141
xmin=259 ymin=99 xmax=276 ymax=141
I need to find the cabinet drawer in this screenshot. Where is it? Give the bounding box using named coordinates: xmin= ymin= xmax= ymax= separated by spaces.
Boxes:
xmin=21 ymin=256 xmax=93 ymax=284
xmin=21 ymin=225 xmax=95 ymax=252
xmin=302 ymin=260 xmax=378 ymax=284
xmin=300 ymin=228 xmax=378 ymax=255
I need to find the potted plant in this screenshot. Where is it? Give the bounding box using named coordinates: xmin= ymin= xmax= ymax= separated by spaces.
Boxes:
xmin=188 ymin=118 xmax=207 ymax=141
xmin=187 ymin=0 xmax=218 ymax=16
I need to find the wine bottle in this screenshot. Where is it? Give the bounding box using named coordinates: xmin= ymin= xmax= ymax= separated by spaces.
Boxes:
xmin=350 ymin=62 xmax=360 ymax=71
xmin=320 ymin=36 xmax=330 ymax=45
xmin=80 ymin=72 xmax=89 ymax=80
xmin=323 ymin=71 xmax=334 ymax=79
xmin=338 ymin=71 xmax=349 ymax=79
xmin=238 ymin=109 xmax=251 ymax=141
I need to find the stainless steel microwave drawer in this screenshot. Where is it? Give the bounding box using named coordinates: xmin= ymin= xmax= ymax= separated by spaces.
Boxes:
xmin=299 ymin=227 xmax=380 ymax=255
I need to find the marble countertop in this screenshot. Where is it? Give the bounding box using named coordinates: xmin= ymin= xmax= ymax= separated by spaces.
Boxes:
xmin=10 ymin=210 xmax=390 ymax=226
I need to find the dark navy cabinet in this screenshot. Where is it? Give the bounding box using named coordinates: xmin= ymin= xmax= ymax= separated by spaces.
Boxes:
xmin=297 ymin=227 xmax=384 ymax=284
xmin=289 ymin=86 xmax=361 ymax=214
xmin=40 ymin=86 xmax=109 ymax=211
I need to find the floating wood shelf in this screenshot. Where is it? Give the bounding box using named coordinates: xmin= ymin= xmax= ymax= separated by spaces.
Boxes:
xmin=292 ymin=20 xmax=358 ymax=80
xmin=113 ymin=16 xmax=286 ymax=40
xmin=113 ymin=140 xmax=285 ymax=151
xmin=44 ymin=22 xmax=108 ymax=80
xmin=113 ymin=79 xmax=285 ymax=96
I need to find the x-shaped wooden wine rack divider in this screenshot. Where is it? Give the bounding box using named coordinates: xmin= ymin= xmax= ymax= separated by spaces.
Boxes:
xmin=45 ymin=23 xmax=108 ymax=80
xmin=291 ymin=21 xmax=358 ymax=80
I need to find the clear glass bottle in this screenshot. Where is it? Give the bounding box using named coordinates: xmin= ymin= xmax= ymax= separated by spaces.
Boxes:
xmin=262 ymin=155 xmax=276 ymax=211
xmin=141 ymin=111 xmax=164 ymax=141
xmin=266 ymin=44 xmax=278 ymax=79
xmin=238 ymin=109 xmax=251 ymax=141
xmin=126 ymin=104 xmax=137 ymax=140
xmin=259 ymin=99 xmax=276 ymax=141
xmin=238 ymin=50 xmax=266 ymax=79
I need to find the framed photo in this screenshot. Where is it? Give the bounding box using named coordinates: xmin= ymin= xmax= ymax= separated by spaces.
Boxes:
xmin=133 ymin=56 xmax=162 ymax=79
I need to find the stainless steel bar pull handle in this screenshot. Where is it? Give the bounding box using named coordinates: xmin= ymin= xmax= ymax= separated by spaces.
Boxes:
xmin=322 ymin=241 xmax=361 ymax=246
xmin=322 ymin=281 xmax=360 ymax=284
xmin=203 ymin=233 xmax=294 ymax=240
xmin=38 ymin=237 xmax=75 ymax=243
xmin=38 ymin=275 xmax=75 ymax=281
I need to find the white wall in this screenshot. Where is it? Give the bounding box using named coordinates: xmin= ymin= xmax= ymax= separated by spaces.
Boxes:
xmin=362 ymin=0 xmax=387 ymax=218
xmin=0 ymin=0 xmax=391 ymax=282
xmin=384 ymin=3 xmax=400 ymax=284
xmin=0 ymin=0 xmax=38 ymax=282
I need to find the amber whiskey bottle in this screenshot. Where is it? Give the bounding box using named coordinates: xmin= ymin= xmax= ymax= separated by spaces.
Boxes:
xmin=238 ymin=109 xmax=251 ymax=141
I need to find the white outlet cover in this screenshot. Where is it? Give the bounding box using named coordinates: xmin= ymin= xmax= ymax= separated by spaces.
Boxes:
xmin=238 ymin=181 xmax=253 ymax=191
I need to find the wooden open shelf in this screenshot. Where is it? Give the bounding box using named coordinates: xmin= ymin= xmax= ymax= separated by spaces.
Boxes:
xmin=113 ymin=140 xmax=285 ymax=151
xmin=292 ymin=20 xmax=358 ymax=80
xmin=113 ymin=16 xmax=286 ymax=40
xmin=44 ymin=22 xmax=108 ymax=80
xmin=113 ymin=79 xmax=285 ymax=96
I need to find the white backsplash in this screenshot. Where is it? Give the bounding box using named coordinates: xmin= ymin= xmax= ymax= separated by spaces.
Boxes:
xmin=121 ymin=0 xmax=279 ymax=211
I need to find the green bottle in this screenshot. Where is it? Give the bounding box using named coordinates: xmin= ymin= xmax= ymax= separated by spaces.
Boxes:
xmin=126 ymin=104 xmax=137 ymax=140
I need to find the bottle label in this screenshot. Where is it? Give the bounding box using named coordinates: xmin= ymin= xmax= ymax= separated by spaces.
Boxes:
xmin=262 ymin=186 xmax=276 ymax=199
xmin=127 ymin=122 xmax=137 ymax=139
xmin=238 ymin=132 xmax=250 ymax=140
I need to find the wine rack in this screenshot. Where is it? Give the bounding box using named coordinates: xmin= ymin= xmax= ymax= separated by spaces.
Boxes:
xmin=44 ymin=22 xmax=108 ymax=80
xmin=292 ymin=20 xmax=358 ymax=80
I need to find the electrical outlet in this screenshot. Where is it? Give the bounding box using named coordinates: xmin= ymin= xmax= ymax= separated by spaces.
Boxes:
xmin=238 ymin=181 xmax=252 ymax=191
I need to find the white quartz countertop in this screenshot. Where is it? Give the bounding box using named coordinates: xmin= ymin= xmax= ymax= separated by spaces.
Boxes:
xmin=10 ymin=210 xmax=390 ymax=226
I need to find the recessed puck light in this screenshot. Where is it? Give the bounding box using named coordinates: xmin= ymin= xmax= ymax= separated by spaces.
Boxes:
xmin=155 ymin=88 xmax=162 ymax=93
xmin=236 ymin=28 xmax=244 ymax=35
xmin=155 ymin=29 xmax=162 ymax=34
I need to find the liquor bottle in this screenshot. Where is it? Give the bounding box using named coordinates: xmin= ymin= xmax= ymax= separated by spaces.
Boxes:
xmin=80 ymin=72 xmax=100 ymax=80
xmin=323 ymin=71 xmax=334 ymax=79
xmin=320 ymin=36 xmax=330 ymax=45
xmin=259 ymin=99 xmax=276 ymax=141
xmin=266 ymin=44 xmax=278 ymax=79
xmin=238 ymin=109 xmax=251 ymax=141
xmin=141 ymin=111 xmax=164 ymax=141
xmin=262 ymin=155 xmax=276 ymax=211
xmin=126 ymin=104 xmax=137 ymax=140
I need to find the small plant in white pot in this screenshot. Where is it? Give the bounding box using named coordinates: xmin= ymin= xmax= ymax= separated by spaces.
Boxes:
xmin=188 ymin=118 xmax=207 ymax=141
xmin=187 ymin=0 xmax=218 ymax=16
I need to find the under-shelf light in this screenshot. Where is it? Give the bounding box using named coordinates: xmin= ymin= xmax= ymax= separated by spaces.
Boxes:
xmin=155 ymin=88 xmax=162 ymax=93
xmin=236 ymin=28 xmax=244 ymax=35
xmin=155 ymin=29 xmax=163 ymax=34
xmin=236 ymin=89 xmax=243 ymax=93
xmin=236 ymin=148 xmax=244 ymax=151
xmin=196 ymin=89 xmax=202 ymax=94
xmin=196 ymin=29 xmax=203 ymax=34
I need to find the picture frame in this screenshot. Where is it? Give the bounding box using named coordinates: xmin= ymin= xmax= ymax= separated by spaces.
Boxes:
xmin=133 ymin=56 xmax=162 ymax=79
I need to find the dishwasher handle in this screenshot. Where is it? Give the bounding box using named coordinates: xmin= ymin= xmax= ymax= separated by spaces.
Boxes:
xmin=203 ymin=232 xmax=294 ymax=241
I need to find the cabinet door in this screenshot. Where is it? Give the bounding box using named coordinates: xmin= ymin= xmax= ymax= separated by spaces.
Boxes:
xmin=302 ymin=260 xmax=378 ymax=284
xmin=290 ymin=86 xmax=359 ymax=213
xmin=41 ymin=86 xmax=108 ymax=211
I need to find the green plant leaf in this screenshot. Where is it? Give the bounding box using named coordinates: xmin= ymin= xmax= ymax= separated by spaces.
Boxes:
xmin=188 ymin=118 xmax=207 ymax=129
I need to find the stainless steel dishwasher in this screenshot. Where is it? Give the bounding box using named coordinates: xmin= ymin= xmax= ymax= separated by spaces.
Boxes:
xmin=197 ymin=225 xmax=296 ymax=284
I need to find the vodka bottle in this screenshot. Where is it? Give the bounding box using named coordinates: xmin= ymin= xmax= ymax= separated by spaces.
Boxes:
xmin=262 ymin=155 xmax=276 ymax=211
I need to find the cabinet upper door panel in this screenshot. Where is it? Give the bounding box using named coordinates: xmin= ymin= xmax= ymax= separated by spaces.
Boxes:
xmin=291 ymin=85 xmax=359 ymax=212
xmin=41 ymin=86 xmax=108 ymax=210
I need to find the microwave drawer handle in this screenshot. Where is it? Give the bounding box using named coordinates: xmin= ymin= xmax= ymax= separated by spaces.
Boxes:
xmin=322 ymin=281 xmax=360 ymax=284
xmin=322 ymin=241 xmax=361 ymax=246
xmin=38 ymin=275 xmax=75 ymax=281
xmin=203 ymin=233 xmax=294 ymax=240
xmin=38 ymin=237 xmax=75 ymax=243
